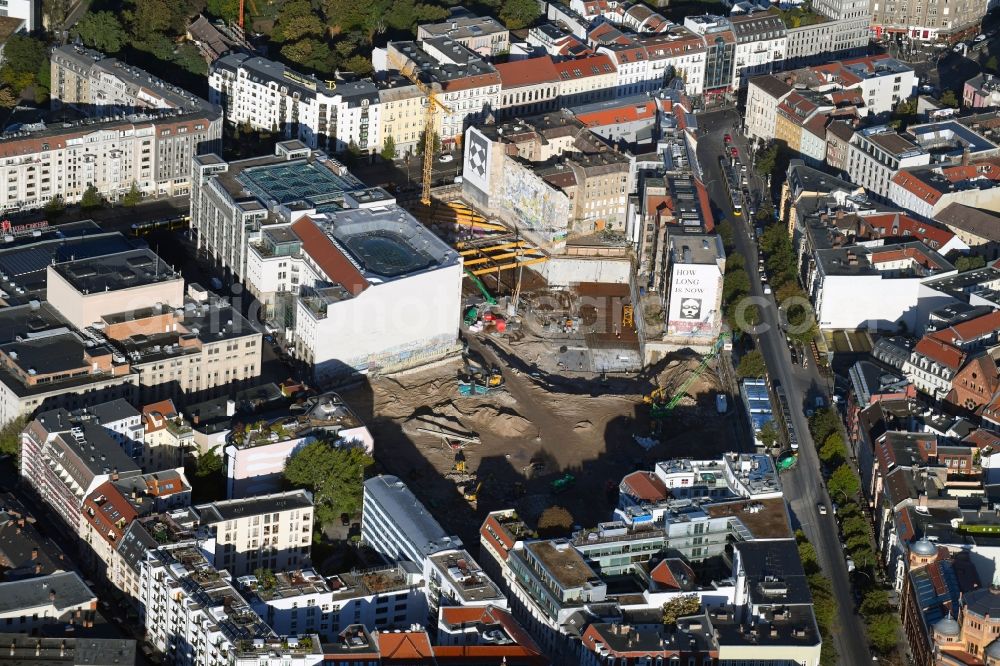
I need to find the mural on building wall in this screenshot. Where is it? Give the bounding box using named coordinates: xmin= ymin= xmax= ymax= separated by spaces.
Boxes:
xmin=495 ymin=157 xmax=571 ymax=245
xmin=666 ymin=263 xmax=723 ymax=339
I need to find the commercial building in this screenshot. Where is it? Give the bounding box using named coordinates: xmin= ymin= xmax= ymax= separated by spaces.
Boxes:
xmin=870 ymin=0 xmax=985 ymax=41
xmin=782 ymin=16 xmax=869 ymax=68
xmin=209 ymin=54 xmax=380 ymax=154
xmin=462 ymin=111 xmax=631 ymax=251
xmin=191 ymin=140 xmax=366 ymax=281
xmin=659 ymin=233 xmax=725 ymax=349
xmin=0 ymin=572 xmax=96 ymax=635
xmin=0 ymin=635 xmax=136 ymax=665
xmin=0 ymin=302 xmax=139 ymax=425
xmin=224 ymin=392 xmax=373 ymax=498
xmin=362 ymin=475 xmax=463 ymax=567
xmin=193 ymin=489 xmax=313 ymax=576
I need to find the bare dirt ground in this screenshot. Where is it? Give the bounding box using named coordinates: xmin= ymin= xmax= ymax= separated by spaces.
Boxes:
xmin=342 ymin=334 xmax=746 ymax=554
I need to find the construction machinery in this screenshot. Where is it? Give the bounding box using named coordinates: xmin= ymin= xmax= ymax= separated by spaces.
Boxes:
xmin=551 ymin=473 xmax=576 ymax=495
xmin=395 ymin=64 xmax=452 ymax=206
xmin=649 ymin=333 xmax=728 ymax=420
xmin=238 ymin=0 xmax=258 ymax=31
xmin=466 ymin=270 xmax=497 ymax=305
xmin=462 ymin=480 xmax=482 ymax=504
xmin=457 ymin=350 xmax=504 ymax=395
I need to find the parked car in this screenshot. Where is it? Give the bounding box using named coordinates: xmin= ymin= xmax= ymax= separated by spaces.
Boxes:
xmin=724 ymin=133 xmax=733 ymax=143
xmin=730 ymin=147 xmax=739 ymax=158
xmin=975 ymin=34 xmax=987 ymax=42
xmin=340 ymin=513 xmax=351 ymax=526
xmin=439 ymin=154 xmax=454 ymax=163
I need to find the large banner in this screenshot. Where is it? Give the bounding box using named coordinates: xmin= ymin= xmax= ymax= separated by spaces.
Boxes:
xmin=666 ymin=262 xmax=722 ymax=338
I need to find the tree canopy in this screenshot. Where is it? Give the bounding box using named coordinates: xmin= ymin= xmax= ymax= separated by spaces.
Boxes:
xmin=736 ymin=349 xmax=767 ymax=378
xmin=662 ymin=595 xmax=701 ymax=625
xmin=1 ymin=35 xmax=48 ymax=97
xmin=73 ymin=11 xmax=128 ymax=54
xmin=284 ymin=442 xmax=373 ymax=525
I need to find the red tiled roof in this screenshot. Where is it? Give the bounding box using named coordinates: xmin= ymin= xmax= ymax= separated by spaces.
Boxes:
xmin=82 ymin=482 xmax=138 ymax=547
xmin=496 ymin=56 xmax=559 ymax=89
xmin=620 ymin=471 xmax=667 ymax=502
xmin=861 ymin=212 xmax=954 ymax=249
xmin=913 ymin=337 xmax=966 ymax=371
xmin=964 ymin=428 xmax=1000 ymax=449
xmin=377 ymin=632 xmax=434 ymax=660
xmin=440 ymin=71 xmax=501 ymax=93
xmin=575 ymin=101 xmax=657 ymax=127
xmin=290 ymin=217 xmax=369 ymax=296
xmin=931 ymin=311 xmax=1000 ymax=346
xmin=142 ymin=398 xmax=179 ymax=432
xmin=553 ymin=54 xmax=617 ymax=80
xmin=696 ymin=179 xmax=715 ymax=231
xmin=869 ymin=246 xmax=944 ymax=271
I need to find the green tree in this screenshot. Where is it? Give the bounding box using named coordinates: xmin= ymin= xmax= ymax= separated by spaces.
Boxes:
xmin=717 ymin=219 xmax=735 ymax=251
xmin=841 ymin=515 xmax=870 ymax=540
xmin=955 ymin=254 xmax=987 ymax=272
xmin=253 ymin=567 xmax=278 ymax=590
xmin=380 ymin=135 xmax=397 ymax=161
xmin=196 ymin=446 xmax=224 ymax=477
xmin=73 ymin=12 xmax=128 ymax=53
xmin=207 ymin=0 xmax=241 ymax=22
xmin=661 ymin=594 xmax=701 ymax=625
xmin=989 ymin=56 xmax=1000 ymax=73
xmin=499 ymin=0 xmax=542 ymax=29
xmin=828 ymin=464 xmax=860 ymax=499
xmin=736 ymin=349 xmax=766 ymax=378
xmin=0 ymin=35 xmax=46 ymax=93
xmin=43 ymin=0 xmax=72 ymax=29
xmin=284 ymin=442 xmax=373 ymax=525
xmin=417 ymin=129 xmax=441 ymax=155
xmin=280 ymin=38 xmax=333 ymax=73
xmin=172 ymin=43 xmax=209 ymax=77
xmin=537 ymin=505 xmax=573 ymax=537
xmin=809 ymin=408 xmax=841 ymax=444
xmin=342 ymin=54 xmax=374 ymax=76
xmin=868 ymin=613 xmax=901 ymax=654
xmin=43 ymin=195 xmax=65 ymax=215
xmin=940 ymin=89 xmax=959 ymax=108
xmin=0 ymin=87 xmax=17 ymax=109
xmin=122 ymin=183 xmax=141 ymax=207
xmin=273 ymin=0 xmax=326 ymax=43
xmin=755 ymin=143 xmax=779 ymax=176
xmin=758 ymin=420 xmax=779 ymax=449
xmin=0 ymin=415 xmax=27 ymax=458
xmin=860 ymin=589 xmax=890 ymax=617
xmin=80 ymin=185 xmax=104 ymax=210
xmin=819 ymin=433 xmax=847 ymax=466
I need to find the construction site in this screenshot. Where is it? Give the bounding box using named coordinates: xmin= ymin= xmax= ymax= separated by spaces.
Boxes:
xmin=332 ymin=192 xmax=748 ymax=546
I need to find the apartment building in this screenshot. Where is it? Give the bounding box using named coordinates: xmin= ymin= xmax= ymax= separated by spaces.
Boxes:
xmin=210 ymin=54 xmax=380 ymax=154
xmin=871 ymin=0 xmax=985 ymax=41
xmin=416 ymin=12 xmax=510 ymax=56
xmin=376 ymin=77 xmax=427 ymax=158
xmin=463 ymin=111 xmax=631 ymax=251
xmin=640 ymin=29 xmax=708 ymax=97
xmin=553 ymin=54 xmax=618 ymax=107
xmin=889 ymin=160 xmax=1000 ymax=219
xmin=240 ymin=565 xmax=427 ymax=641
xmin=384 ymin=39 xmax=500 ymax=144
xmin=964 ymin=73 xmax=1000 ymax=108
xmin=51 ymin=45 xmax=215 ymax=118
xmin=140 ymin=543 xmax=285 ymax=665
xmin=193 ymin=490 xmax=314 ymax=576
xmin=362 ymin=475 xmax=463 ymax=566
xmin=729 ymin=12 xmax=786 ymax=89
xmin=0 ymin=572 xmax=96 ymax=635
xmin=141 ymin=399 xmax=193 ymax=471
xmin=847 ymin=126 xmax=931 ymax=199
xmin=494 ymin=56 xmax=561 ymax=118
xmin=744 ymin=74 xmax=794 ymax=142
xmin=684 ymin=16 xmax=736 ymax=97
xmin=0 ymin=110 xmax=221 ymax=211
xmin=21 ymin=408 xmax=142 ymax=532
xmin=783 ymin=16 xmax=870 ymax=68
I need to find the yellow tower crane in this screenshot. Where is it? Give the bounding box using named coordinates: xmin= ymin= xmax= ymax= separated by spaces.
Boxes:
xmin=397 ymin=64 xmax=452 ymax=206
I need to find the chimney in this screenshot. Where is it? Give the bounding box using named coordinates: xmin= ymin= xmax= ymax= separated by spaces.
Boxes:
xmin=34 ymin=563 xmax=42 ymax=575
xmin=962 ymin=146 xmax=971 ymax=166
xmin=226 ymin=399 xmax=236 ymax=417
xmin=31 ymin=548 xmax=38 ymax=560
xmin=49 ymin=590 xmax=55 ymax=602
xmin=111 ymin=468 xmax=119 ymax=482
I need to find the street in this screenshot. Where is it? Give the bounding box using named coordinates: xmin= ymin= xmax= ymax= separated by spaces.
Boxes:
xmin=697 ymin=109 xmax=872 ymax=666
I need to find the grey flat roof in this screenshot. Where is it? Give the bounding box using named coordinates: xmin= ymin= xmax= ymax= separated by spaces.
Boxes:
xmin=735 ymin=540 xmax=812 ymax=606
xmin=53 ymin=248 xmax=179 ymax=295
xmin=0 ymin=571 xmax=94 ymax=614
xmin=364 ymin=475 xmax=462 ymax=556
xmin=84 ymin=398 xmax=140 ymax=425
xmin=196 ymin=490 xmax=313 ymax=523
xmin=0 ymin=634 xmax=136 ymax=665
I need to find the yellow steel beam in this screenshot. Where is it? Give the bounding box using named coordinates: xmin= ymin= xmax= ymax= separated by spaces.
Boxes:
xmin=469 ymin=256 xmax=549 ymax=275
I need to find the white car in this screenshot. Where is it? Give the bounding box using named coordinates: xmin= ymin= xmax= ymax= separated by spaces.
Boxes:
xmin=954 ymin=44 xmax=964 ymax=52
xmin=439 ymin=154 xmax=454 ymax=163
xmin=976 ymin=34 xmax=988 ymax=42
xmin=817 ymin=503 xmax=827 ymax=515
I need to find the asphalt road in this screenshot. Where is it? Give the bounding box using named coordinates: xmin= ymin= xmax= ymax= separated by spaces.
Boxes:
xmin=696 ymin=109 xmax=871 ymax=666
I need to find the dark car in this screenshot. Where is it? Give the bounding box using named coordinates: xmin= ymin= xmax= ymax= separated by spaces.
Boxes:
xmin=340 ymin=513 xmax=350 ymax=526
